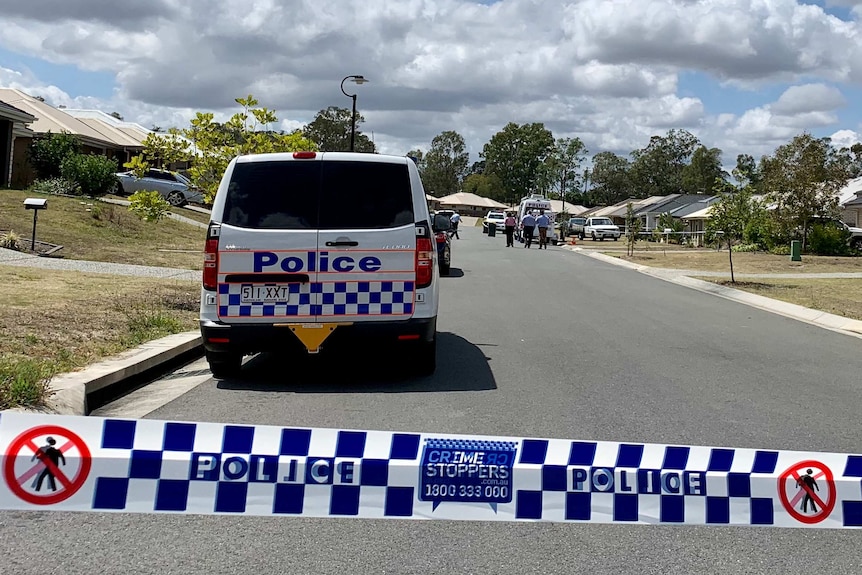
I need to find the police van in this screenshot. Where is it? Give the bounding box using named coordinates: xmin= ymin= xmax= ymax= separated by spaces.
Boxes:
xmin=199 ymin=152 xmax=444 ymax=378
xmin=515 ymin=194 xmax=556 ymax=244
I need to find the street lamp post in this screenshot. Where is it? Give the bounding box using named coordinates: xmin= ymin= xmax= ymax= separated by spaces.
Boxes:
xmin=340 ymin=75 xmax=369 ymax=152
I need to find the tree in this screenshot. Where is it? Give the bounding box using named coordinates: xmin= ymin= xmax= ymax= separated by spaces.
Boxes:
xmin=624 ymin=202 xmax=642 ymax=256
xmin=707 ymin=182 xmax=756 ymax=283
xmin=302 ymin=106 xmax=375 ymax=153
xmin=422 ymin=131 xmax=469 ymax=197
xmin=682 ymin=146 xmax=727 ymax=194
xmin=732 ymin=153 xmax=761 ymax=190
xmin=130 ymin=95 xmax=317 ymax=203
xmin=462 ymin=172 xmax=505 ymax=203
xmin=540 ymin=137 xmax=588 ymax=204
xmin=27 ymin=132 xmax=81 ymax=179
xmin=406 ymin=149 xmax=425 ymax=172
xmin=629 ymin=129 xmax=700 ymax=197
xmin=481 ymin=122 xmax=555 ymax=206
xmin=589 ymin=152 xmax=632 ymax=206
xmin=760 ymin=133 xmax=853 ymax=250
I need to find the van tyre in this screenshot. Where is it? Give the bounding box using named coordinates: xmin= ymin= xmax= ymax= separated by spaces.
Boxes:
xmin=206 ymin=351 xmax=242 ymax=379
xmin=440 ymin=261 xmax=450 ymax=276
xmin=414 ymin=339 xmax=436 ymax=376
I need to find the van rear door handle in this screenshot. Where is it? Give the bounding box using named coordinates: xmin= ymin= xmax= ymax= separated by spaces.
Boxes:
xmin=325 ymin=241 xmax=359 ymax=247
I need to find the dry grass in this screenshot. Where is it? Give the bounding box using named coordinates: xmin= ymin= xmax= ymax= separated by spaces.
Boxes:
xmin=0 ymin=265 xmax=199 ymax=409
xmin=697 ymin=277 xmax=862 ymax=321
xmin=612 ymin=250 xmax=862 ymax=274
xmin=0 ymin=189 xmax=205 ymax=269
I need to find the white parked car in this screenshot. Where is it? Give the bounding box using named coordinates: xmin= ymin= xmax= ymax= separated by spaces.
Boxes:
xmin=116 ymin=169 xmax=205 ymax=206
xmin=584 ymin=217 xmax=621 ymax=241
xmin=483 ymin=211 xmax=506 ymax=232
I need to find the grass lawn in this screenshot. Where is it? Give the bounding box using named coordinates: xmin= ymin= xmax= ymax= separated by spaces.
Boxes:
xmin=610 ymin=250 xmax=862 ymax=274
xmin=0 ymin=265 xmax=199 ymax=410
xmin=696 ymin=277 xmax=862 ymax=322
xmin=0 ymin=189 xmax=205 ymax=270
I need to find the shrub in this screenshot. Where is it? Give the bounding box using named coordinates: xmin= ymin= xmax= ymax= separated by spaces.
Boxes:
xmin=769 ymin=244 xmax=791 ymax=255
xmin=128 ymin=190 xmax=171 ymax=222
xmin=808 ymin=223 xmax=851 ymax=256
xmin=60 ymin=153 xmax=119 ymax=197
xmin=27 ymin=132 xmax=81 ymax=179
xmin=0 ymin=356 xmax=55 ymax=410
xmin=30 ymin=177 xmax=80 ymax=196
xmin=0 ymin=230 xmax=22 ymax=251
xmin=731 ymin=243 xmax=760 ymax=253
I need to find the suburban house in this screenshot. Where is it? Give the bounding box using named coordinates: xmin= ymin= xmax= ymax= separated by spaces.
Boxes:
xmin=634 ymin=194 xmax=710 ymax=230
xmin=0 ymin=88 xmax=155 ymax=188
xmin=435 ymin=192 xmax=508 ymax=217
xmin=0 ymin=99 xmax=36 ymax=189
xmin=839 ymin=177 xmax=862 ymax=227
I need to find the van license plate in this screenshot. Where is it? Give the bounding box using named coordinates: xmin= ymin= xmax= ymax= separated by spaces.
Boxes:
xmin=241 ymin=284 xmax=291 ymax=303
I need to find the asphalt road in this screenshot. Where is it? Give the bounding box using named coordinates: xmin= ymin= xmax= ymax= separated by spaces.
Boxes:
xmin=3 ymin=226 xmax=861 ymax=574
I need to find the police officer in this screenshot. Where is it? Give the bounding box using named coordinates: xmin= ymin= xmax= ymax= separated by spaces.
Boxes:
xmin=521 ymin=211 xmax=536 ymax=248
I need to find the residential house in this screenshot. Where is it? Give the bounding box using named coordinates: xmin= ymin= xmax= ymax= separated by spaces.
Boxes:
xmin=634 ymin=194 xmax=709 ymax=230
xmin=0 ymin=99 xmax=36 ymax=189
xmin=838 ymin=177 xmax=862 ymax=227
xmin=436 ymin=192 xmax=508 ymax=217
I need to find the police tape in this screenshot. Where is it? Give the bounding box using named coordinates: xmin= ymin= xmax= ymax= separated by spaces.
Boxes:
xmin=2 ymin=412 xmax=861 ymax=528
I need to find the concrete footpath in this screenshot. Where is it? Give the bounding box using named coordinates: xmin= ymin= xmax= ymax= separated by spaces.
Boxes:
xmin=569 ymin=247 xmax=862 ymax=339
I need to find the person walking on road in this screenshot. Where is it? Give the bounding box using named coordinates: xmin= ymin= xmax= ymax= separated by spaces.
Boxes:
xmin=450 ymin=211 xmax=461 ymax=239
xmin=521 ymin=211 xmax=536 ymax=248
xmin=536 ymin=210 xmax=550 ymax=249
xmin=504 ymin=212 xmax=516 ymax=247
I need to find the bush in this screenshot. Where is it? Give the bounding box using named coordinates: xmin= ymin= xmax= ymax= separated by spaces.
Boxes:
xmin=60 ymin=154 xmax=119 ymax=197
xmin=128 ymin=190 xmax=171 ymax=222
xmin=30 ymin=177 xmax=80 ymax=196
xmin=27 ymin=132 xmax=81 ymax=179
xmin=0 ymin=230 xmax=22 ymax=251
xmin=731 ymin=243 xmax=760 ymax=253
xmin=769 ymin=244 xmax=791 ymax=255
xmin=808 ymin=223 xmax=851 ymax=256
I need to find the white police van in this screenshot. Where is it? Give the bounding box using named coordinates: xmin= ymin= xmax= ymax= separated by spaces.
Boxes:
xmin=199 ymin=151 xmax=443 ymax=378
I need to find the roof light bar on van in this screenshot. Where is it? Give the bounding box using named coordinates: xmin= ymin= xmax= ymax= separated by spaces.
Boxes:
xmin=293 ymin=151 xmax=317 ymax=159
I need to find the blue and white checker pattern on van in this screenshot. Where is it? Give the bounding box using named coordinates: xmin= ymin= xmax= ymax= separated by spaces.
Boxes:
xmin=217 ymin=281 xmax=414 ymax=318
xmin=1 ymin=413 xmax=861 ymax=528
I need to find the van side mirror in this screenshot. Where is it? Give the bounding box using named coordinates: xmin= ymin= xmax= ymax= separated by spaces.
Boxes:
xmin=433 ymin=214 xmax=451 ymax=232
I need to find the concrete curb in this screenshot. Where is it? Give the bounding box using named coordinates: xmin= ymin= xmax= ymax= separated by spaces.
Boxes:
xmin=570 ymin=248 xmax=862 ymax=340
xmin=5 ymin=331 xmax=203 ymax=416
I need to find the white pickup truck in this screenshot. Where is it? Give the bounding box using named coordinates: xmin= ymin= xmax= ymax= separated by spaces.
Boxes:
xmin=584 ymin=217 xmax=622 ymax=241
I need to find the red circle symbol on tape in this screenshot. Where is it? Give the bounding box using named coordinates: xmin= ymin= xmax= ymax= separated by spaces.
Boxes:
xmin=777 ymin=459 xmax=836 ymax=524
xmin=3 ymin=425 xmax=92 ymax=505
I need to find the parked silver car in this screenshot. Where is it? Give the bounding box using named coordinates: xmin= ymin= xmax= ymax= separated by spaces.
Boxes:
xmin=115 ymin=169 xmax=204 ymax=206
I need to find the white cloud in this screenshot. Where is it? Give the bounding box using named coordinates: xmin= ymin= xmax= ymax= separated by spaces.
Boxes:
xmin=0 ymin=0 xmax=860 ymax=166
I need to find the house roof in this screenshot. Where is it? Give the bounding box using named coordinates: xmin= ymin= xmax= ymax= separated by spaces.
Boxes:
xmin=547 ymin=200 xmax=588 ymax=215
xmin=670 ymin=196 xmax=718 ymax=218
xmin=62 ymin=109 xmax=151 ymax=147
xmin=683 ymin=205 xmax=714 ymax=220
xmin=838 ymin=177 xmax=862 ymax=206
xmin=0 ymin=99 xmax=36 ymax=123
xmin=0 ymin=88 xmax=121 ymax=148
xmin=436 ymin=192 xmax=508 ymax=209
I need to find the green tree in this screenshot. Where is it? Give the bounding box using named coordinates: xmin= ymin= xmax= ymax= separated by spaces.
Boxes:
xmin=462 ymin=172 xmax=505 ymax=203
xmin=624 ymin=202 xmax=642 ymax=256
xmin=589 ymin=152 xmax=632 ymax=206
xmin=131 ymin=95 xmax=317 ymax=203
xmin=629 ymin=129 xmax=700 ymax=197
xmin=707 ymin=182 xmax=755 ymax=283
xmin=682 ymin=146 xmax=727 ymax=194
xmin=422 ymin=131 xmax=469 ymax=197
xmin=406 ymin=149 xmax=425 ymax=172
xmin=27 ymin=132 xmax=81 ymax=179
xmin=760 ymin=133 xmax=853 ymax=250
xmin=59 ymin=154 xmax=118 ymax=197
xmin=302 ymin=106 xmax=375 ymax=153
xmin=540 ymin=137 xmax=588 ymax=203
xmin=481 ymin=122 xmax=554 ymax=206
xmin=732 ymin=153 xmax=761 ymax=190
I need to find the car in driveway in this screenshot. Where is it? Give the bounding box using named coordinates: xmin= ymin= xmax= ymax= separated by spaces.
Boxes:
xmin=116 ymin=169 xmax=205 ymax=206
xmin=584 ymin=216 xmax=621 ymax=241
xmin=567 ymin=217 xmax=586 ymax=239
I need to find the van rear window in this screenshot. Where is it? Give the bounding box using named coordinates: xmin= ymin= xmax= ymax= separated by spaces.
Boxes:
xmin=223 ymin=160 xmax=414 ymax=230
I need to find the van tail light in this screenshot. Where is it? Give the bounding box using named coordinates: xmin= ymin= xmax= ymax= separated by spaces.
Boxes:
xmin=435 ymin=232 xmax=446 ymax=244
xmin=203 ymin=224 xmax=220 ymax=290
xmin=415 ymin=237 xmax=434 ymax=288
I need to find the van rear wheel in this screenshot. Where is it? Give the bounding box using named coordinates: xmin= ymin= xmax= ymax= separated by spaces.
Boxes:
xmin=206 ymin=351 xmax=243 ymax=379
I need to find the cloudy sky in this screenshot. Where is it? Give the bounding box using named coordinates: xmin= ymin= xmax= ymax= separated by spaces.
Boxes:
xmin=1 ymin=0 xmax=861 ymax=167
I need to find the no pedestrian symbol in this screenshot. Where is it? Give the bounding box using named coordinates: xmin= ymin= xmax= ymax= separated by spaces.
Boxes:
xmin=778 ymin=460 xmax=836 ymax=524
xmin=3 ymin=425 xmax=92 ymax=505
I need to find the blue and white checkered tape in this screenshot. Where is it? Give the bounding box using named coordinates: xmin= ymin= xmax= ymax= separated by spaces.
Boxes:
xmin=1 ymin=412 xmax=861 ymax=528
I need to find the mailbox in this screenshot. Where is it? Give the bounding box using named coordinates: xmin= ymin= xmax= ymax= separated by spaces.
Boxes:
xmin=23 ymin=198 xmax=48 ymax=251
xmin=24 ymin=198 xmax=48 ymax=210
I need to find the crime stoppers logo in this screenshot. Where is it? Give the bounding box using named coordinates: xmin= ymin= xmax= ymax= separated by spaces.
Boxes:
xmin=3 ymin=425 xmax=92 ymax=505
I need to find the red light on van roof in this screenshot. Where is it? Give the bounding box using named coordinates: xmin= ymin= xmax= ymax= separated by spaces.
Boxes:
xmin=293 ymin=151 xmax=317 ymax=159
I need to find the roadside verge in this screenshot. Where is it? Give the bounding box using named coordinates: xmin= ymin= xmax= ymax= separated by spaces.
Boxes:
xmin=5 ymin=331 xmax=202 ymax=416
xmin=572 ymin=248 xmax=862 ymax=339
